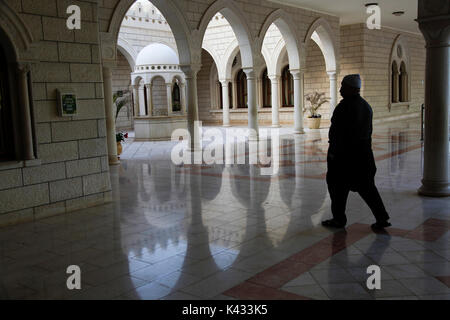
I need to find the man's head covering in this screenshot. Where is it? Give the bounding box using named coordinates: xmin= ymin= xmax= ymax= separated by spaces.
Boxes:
xmin=342 ymin=74 xmax=361 ymax=89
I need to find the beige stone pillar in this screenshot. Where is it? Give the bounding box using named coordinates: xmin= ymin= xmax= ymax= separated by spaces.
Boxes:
xmin=243 ymin=68 xmax=258 ymax=140
xmin=291 ymin=69 xmax=305 ymax=134
xmin=17 ymin=63 xmax=35 ymax=160
xmin=180 ymin=83 xmax=186 ymax=115
xmin=102 ymin=65 xmax=119 ymax=165
xmin=146 ymin=84 xmax=153 ymax=116
xmin=138 ymin=84 xmax=146 ymax=116
xmin=417 ymin=1 xmax=450 ymax=196
xmin=232 ymin=80 xmax=238 ymax=110
xmin=269 ymin=75 xmax=280 ymax=128
xmin=166 ymin=83 xmax=173 ymax=115
xmin=181 ymin=65 xmax=201 ymax=151
xmin=327 ymin=71 xmax=337 ymax=114
xmin=257 ymin=78 xmax=263 ymax=110
xmin=133 ymin=84 xmax=140 ymax=117
xmin=221 ymin=80 xmax=231 ymax=127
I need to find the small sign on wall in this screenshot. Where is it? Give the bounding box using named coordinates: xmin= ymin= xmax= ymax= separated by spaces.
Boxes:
xmin=57 ymin=89 xmax=77 ymax=116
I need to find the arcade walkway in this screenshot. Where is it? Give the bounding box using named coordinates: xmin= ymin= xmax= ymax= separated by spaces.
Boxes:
xmin=0 ymin=119 xmax=448 ymax=300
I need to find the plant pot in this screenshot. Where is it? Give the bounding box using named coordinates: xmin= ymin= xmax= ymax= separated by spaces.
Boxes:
xmin=117 ymin=142 xmax=123 ymax=156
xmin=307 ymin=117 xmax=321 ymax=129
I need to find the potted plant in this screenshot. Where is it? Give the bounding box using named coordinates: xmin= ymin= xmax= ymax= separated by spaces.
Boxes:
xmin=116 ymin=131 xmax=128 ymax=157
xmin=304 ymin=92 xmax=329 ymax=129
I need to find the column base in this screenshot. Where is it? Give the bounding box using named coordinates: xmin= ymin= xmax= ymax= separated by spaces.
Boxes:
xmin=271 ymin=124 xmax=281 ymax=128
xmin=418 ymin=181 xmax=450 ymax=197
xmin=223 ymin=124 xmax=232 ymax=127
xmin=108 ymin=155 xmax=120 ymax=166
xmin=294 ymin=129 xmax=305 ymax=134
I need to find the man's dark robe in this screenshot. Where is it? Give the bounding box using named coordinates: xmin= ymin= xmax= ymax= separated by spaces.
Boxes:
xmin=327 ymin=94 xmax=377 ymax=191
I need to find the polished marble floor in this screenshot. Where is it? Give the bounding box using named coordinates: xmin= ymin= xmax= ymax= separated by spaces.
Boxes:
xmin=0 ymin=119 xmax=449 ymax=300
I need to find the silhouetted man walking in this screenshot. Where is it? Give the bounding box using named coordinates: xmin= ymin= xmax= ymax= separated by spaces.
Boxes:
xmin=322 ymin=74 xmax=391 ymax=230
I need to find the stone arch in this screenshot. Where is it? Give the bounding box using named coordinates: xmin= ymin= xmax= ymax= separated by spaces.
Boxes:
xmin=117 ymin=36 xmax=137 ymax=69
xmin=201 ymin=42 xmax=222 ymax=78
xmin=198 ymin=0 xmax=255 ymax=69
xmin=106 ymin=0 xmax=192 ymax=65
xmin=304 ymin=17 xmax=338 ymax=72
xmin=258 ymin=9 xmax=301 ymax=71
xmin=275 ymin=46 xmax=288 ymax=76
xmin=0 ymin=1 xmax=34 ymax=60
xmin=172 ymin=74 xmax=184 ymax=85
xmin=223 ymin=39 xmax=240 ymax=80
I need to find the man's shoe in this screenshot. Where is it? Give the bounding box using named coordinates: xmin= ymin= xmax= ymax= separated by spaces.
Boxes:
xmin=321 ymin=219 xmax=346 ymax=228
xmin=371 ymin=221 xmax=392 ymax=230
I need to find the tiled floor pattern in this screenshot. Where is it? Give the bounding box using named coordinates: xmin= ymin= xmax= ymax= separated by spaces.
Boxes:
xmin=0 ymin=119 xmax=448 ymax=300
xmin=224 ymin=219 xmax=450 ymax=300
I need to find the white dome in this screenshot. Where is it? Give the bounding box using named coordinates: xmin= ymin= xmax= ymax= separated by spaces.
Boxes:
xmin=136 ymin=43 xmax=179 ymax=66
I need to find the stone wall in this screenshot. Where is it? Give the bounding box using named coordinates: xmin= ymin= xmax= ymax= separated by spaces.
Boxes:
xmin=198 ymin=50 xmax=215 ymax=123
xmin=340 ymin=24 xmax=425 ymax=122
xmin=151 ymin=76 xmax=168 ymax=115
xmin=0 ymin=0 xmax=111 ymax=226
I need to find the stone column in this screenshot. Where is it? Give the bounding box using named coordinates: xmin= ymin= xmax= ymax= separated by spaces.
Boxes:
xmin=257 ymin=78 xmax=263 ymax=110
xmin=269 ymin=75 xmax=280 ymax=128
xmin=180 ymin=83 xmax=186 ymax=114
xmin=327 ymin=71 xmax=337 ymax=114
xmin=146 ymin=84 xmax=153 ymax=116
xmin=243 ymin=68 xmax=258 ymax=139
xmin=166 ymin=83 xmax=173 ymax=115
xmin=17 ymin=63 xmax=34 ymax=160
xmin=133 ymin=84 xmax=140 ymax=117
xmin=181 ymin=65 xmax=201 ymax=151
xmin=102 ymin=65 xmax=119 ymax=165
xmin=417 ymin=1 xmax=450 ymax=196
xmin=221 ymin=80 xmax=231 ymax=127
xmin=232 ymin=80 xmax=238 ymax=109
xmin=291 ymin=69 xmax=305 ymax=134
xmin=138 ymin=84 xmax=146 ymax=116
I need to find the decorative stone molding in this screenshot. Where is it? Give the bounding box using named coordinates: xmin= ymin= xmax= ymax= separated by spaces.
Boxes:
xmin=0 ymin=1 xmax=34 ymax=61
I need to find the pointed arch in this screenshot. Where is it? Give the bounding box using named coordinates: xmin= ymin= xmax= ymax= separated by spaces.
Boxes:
xmin=107 ymin=0 xmax=192 ymax=65
xmin=223 ymin=40 xmax=240 ymax=80
xmin=0 ymin=1 xmax=34 ymax=60
xmin=198 ymin=0 xmax=255 ymax=68
xmin=258 ymin=9 xmax=301 ymax=70
xmin=304 ymin=17 xmax=337 ymax=72
xmin=117 ymin=36 xmax=137 ymax=69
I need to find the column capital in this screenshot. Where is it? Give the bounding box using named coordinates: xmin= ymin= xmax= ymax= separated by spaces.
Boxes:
xmin=268 ymin=74 xmax=281 ymax=82
xmin=327 ymin=71 xmax=337 ymax=79
xmin=242 ymin=67 xmax=255 ymax=80
xmin=289 ymin=68 xmax=306 ymax=79
xmin=180 ymin=64 xmax=202 ymax=78
xmin=219 ymin=79 xmax=231 ymax=86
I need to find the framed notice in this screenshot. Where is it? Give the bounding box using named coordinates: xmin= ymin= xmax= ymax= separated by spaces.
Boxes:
xmin=57 ymin=89 xmax=77 ymax=116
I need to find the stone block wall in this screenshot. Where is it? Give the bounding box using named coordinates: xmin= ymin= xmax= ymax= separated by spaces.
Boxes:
xmin=0 ymin=0 xmax=111 ymax=226
xmin=340 ymin=24 xmax=425 ymax=122
xmin=151 ymin=76 xmax=168 ymax=115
